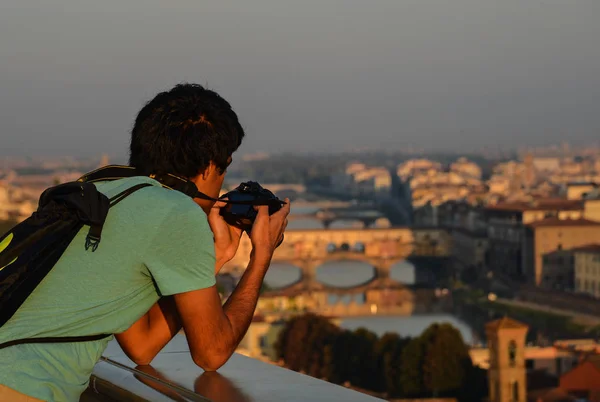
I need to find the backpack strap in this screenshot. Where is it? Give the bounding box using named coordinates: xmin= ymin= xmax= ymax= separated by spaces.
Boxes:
xmin=0 ymin=333 xmax=111 ymax=350
xmin=85 ymin=182 xmax=153 ymax=252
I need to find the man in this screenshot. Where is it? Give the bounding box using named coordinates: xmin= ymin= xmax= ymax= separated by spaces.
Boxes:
xmin=0 ymin=83 xmax=290 ymax=401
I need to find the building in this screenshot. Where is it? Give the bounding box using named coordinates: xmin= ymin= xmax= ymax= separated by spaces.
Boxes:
xmin=563 ymin=182 xmax=598 ymax=200
xmin=532 ymin=157 xmax=561 ymax=174
xmin=529 ymin=355 xmax=600 ymax=401
xmin=236 ymin=316 xmax=288 ymax=361
xmin=396 ymin=159 xmax=442 ymax=181
xmin=523 ymin=218 xmax=600 ymax=286
xmin=450 ymin=157 xmax=483 ymax=179
xmin=485 ymin=199 xmax=586 ymax=282
xmin=451 ymin=228 xmax=489 ymax=274
xmin=486 ymin=317 xmax=528 ymax=402
xmin=470 ymin=345 xmax=578 ymax=376
xmin=572 ymin=245 xmax=600 ymax=297
xmin=352 ymin=167 xmax=392 ymax=195
xmin=557 ymin=355 xmax=600 ymax=399
xmin=332 ymin=163 xmax=392 ymax=197
xmin=538 ymin=249 xmax=575 ymax=291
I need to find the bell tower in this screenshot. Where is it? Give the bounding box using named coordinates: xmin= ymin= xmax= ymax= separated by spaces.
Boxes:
xmin=486 ymin=317 xmax=528 ymax=402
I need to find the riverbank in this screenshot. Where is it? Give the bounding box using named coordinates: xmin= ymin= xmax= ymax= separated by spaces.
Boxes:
xmin=495 ymin=298 xmax=600 ymax=327
xmin=450 ymin=288 xmax=600 ymax=344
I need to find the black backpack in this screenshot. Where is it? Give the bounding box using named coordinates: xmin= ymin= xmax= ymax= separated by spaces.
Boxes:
xmin=0 ymin=178 xmax=152 ymax=349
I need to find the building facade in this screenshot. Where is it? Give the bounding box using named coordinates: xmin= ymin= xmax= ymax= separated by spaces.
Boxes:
xmin=573 ymin=245 xmax=600 ymax=297
xmin=523 ymin=219 xmax=600 ymax=286
xmin=451 ymin=228 xmax=489 ymax=273
xmin=485 ymin=200 xmax=586 ymax=282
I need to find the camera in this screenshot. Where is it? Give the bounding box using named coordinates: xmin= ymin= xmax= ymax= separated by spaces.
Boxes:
xmin=219 ymin=181 xmax=285 ymax=233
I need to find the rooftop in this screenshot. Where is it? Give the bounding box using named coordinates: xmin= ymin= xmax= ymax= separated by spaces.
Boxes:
xmin=486 ymin=199 xmax=583 ymax=212
xmin=527 ymin=218 xmax=600 ymax=228
xmin=485 ymin=316 xmax=528 ymax=332
xmin=569 ymin=244 xmax=600 ymax=254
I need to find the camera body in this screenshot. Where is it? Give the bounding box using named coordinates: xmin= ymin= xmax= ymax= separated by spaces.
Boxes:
xmin=219 ymin=181 xmax=284 ymax=233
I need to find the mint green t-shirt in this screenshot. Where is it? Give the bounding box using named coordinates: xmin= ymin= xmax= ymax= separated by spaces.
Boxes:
xmin=0 ymin=177 xmax=216 ymax=401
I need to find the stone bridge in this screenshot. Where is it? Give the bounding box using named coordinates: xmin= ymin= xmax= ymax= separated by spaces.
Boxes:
xmin=288 ymin=208 xmax=386 ymax=229
xmin=224 ymin=227 xmax=452 ymax=290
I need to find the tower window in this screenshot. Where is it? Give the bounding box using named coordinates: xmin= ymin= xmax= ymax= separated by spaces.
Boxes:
xmin=508 ymin=340 xmax=517 ymax=367
xmin=512 ymin=380 xmax=519 ymax=402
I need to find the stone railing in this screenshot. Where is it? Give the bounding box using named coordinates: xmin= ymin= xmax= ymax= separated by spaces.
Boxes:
xmin=81 ymin=334 xmax=383 ymax=402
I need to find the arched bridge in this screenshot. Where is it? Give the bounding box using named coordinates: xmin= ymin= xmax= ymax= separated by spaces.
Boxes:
xmin=288 ymin=207 xmax=386 ymax=228
xmin=224 ymin=227 xmax=452 ymax=290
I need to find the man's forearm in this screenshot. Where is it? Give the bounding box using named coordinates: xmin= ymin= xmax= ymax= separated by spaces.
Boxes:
xmin=221 ymin=254 xmax=270 ymax=347
xmin=115 ymin=296 xmax=182 ymax=365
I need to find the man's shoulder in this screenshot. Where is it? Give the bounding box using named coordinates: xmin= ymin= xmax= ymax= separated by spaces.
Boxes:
xmin=95 ymin=176 xmax=198 ymax=213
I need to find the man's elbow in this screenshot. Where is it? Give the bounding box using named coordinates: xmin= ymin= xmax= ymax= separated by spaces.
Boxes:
xmin=192 ymin=350 xmax=232 ymax=372
xmin=130 ymin=354 xmax=155 ymax=366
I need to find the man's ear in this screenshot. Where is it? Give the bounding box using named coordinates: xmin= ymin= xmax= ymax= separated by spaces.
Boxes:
xmin=205 ymin=161 xmax=222 ymax=179
xmin=199 ymin=162 xmax=216 ymax=180
xmin=201 ymin=166 xmax=210 ymax=180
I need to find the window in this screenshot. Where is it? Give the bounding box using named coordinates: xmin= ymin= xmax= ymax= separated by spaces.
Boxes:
xmin=512 ymin=381 xmax=519 ymax=402
xmin=557 ymin=243 xmax=563 ymax=251
xmin=508 ymin=340 xmax=517 ymax=367
xmin=495 ymin=381 xmax=500 ymax=402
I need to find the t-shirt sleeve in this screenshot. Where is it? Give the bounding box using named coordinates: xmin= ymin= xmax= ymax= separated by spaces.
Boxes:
xmin=143 ymin=202 xmax=216 ymax=296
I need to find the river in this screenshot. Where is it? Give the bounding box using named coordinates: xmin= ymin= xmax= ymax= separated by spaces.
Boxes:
xmin=264 ymin=210 xmax=475 ymax=344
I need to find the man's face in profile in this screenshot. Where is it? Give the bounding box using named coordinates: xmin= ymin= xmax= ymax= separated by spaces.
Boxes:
xmin=194 ymin=156 xmax=233 ymax=206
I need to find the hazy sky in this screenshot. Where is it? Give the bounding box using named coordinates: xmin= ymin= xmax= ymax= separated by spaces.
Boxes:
xmin=1 ymin=0 xmax=599 ymax=157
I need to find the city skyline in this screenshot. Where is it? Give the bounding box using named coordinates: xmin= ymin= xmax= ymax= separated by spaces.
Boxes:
xmin=1 ymin=1 xmax=600 ymax=157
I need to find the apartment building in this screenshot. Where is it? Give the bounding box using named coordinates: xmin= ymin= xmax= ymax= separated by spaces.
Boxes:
xmin=485 ymin=199 xmax=585 ymax=281
xmin=523 ymin=218 xmax=600 ymax=286
xmin=572 ymin=245 xmax=600 ymax=297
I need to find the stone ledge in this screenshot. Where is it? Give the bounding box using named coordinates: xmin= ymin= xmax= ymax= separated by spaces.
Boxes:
xmin=83 ymin=334 xmax=383 ymax=402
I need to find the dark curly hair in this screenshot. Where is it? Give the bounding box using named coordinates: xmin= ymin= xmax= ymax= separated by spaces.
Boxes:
xmin=129 ymin=83 xmax=245 ymax=177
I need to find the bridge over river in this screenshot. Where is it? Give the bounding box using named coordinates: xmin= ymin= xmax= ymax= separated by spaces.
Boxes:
xmin=223 ymin=227 xmax=452 ymax=289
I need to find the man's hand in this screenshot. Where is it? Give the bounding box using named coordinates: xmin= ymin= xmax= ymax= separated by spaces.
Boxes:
xmin=249 ymin=198 xmax=290 ymax=264
xmin=208 ymin=200 xmax=243 ymax=274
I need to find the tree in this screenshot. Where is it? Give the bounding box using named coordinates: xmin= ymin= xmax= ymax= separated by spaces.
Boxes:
xmin=305 ymin=317 xmax=340 ymax=379
xmin=399 ymin=336 xmax=427 ymax=397
xmin=325 ymin=328 xmax=356 ymax=384
xmin=375 ymin=333 xmax=410 ymax=397
xmin=398 ymin=323 xmax=475 ymax=399
xmin=275 ymin=313 xmax=339 ymax=375
xmin=422 ymin=323 xmax=471 ymax=397
xmin=348 ymin=328 xmax=379 ymax=390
